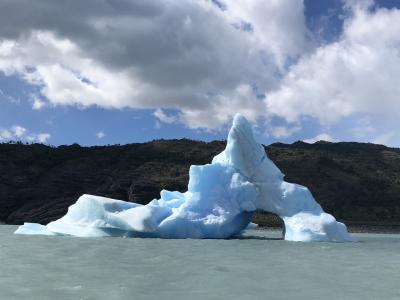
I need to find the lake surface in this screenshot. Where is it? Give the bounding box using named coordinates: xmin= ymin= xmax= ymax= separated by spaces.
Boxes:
xmin=1 ymin=225 xmax=399 ymax=300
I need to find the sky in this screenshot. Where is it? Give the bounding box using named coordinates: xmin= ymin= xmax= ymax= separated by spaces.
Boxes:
xmin=0 ymin=0 xmax=400 ymax=146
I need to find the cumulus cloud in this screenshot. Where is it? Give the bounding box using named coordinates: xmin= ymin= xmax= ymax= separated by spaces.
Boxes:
xmin=0 ymin=0 xmax=310 ymax=130
xmin=0 ymin=0 xmax=399 ymax=145
xmin=221 ymin=0 xmax=312 ymax=69
xmin=12 ymin=125 xmax=26 ymax=138
xmin=31 ymin=97 xmax=46 ymax=110
xmin=269 ymin=125 xmax=301 ymax=139
xmin=0 ymin=125 xmax=51 ymax=143
xmin=34 ymin=133 xmax=51 ymax=143
xmin=153 ymin=109 xmax=177 ymax=124
xmin=265 ymin=3 xmax=400 ymax=143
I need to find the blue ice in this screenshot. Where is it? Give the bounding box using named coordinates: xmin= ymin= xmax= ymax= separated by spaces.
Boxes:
xmin=15 ymin=115 xmax=353 ymax=242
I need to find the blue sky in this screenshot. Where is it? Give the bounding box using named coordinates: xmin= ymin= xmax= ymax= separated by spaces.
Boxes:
xmin=1 ymin=0 xmax=400 ymax=146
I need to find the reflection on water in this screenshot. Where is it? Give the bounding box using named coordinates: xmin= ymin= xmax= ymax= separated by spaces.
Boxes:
xmin=1 ymin=226 xmax=400 ymax=300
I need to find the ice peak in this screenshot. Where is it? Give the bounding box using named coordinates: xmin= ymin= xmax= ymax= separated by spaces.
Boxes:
xmin=212 ymin=114 xmax=265 ymax=178
xmin=231 ymin=113 xmax=251 ymax=131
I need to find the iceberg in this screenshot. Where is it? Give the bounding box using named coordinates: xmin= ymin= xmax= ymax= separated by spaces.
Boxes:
xmin=15 ymin=114 xmax=353 ymax=242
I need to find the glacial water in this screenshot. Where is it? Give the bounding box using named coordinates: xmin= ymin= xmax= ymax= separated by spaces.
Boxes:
xmin=1 ymin=226 xmax=399 ymax=300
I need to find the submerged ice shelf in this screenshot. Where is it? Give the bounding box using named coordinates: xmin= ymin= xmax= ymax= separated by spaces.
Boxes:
xmin=16 ymin=115 xmax=353 ymax=242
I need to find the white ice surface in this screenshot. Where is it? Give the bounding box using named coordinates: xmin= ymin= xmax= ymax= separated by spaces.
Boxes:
xmin=16 ymin=114 xmax=353 ymax=242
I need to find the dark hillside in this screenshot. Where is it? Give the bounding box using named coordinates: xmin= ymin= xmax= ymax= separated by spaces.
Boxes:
xmin=0 ymin=140 xmax=399 ymax=226
xmin=267 ymin=141 xmax=400 ymax=224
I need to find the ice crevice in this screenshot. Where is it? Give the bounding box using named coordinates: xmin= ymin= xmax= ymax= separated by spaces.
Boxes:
xmin=15 ymin=114 xmax=353 ymax=242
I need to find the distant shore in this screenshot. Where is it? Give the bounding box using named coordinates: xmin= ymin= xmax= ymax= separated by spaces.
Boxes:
xmin=257 ymin=224 xmax=400 ymax=234
xmin=1 ymin=223 xmax=399 ymax=234
xmin=345 ymin=224 xmax=400 ymax=234
xmin=253 ymin=213 xmax=400 ymax=234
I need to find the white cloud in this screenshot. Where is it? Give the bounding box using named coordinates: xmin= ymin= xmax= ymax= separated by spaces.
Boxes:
xmin=96 ymin=131 xmax=105 ymax=139
xmin=179 ymin=84 xmax=266 ymax=130
xmin=221 ymin=0 xmax=312 ymax=69
xmin=303 ymin=133 xmax=335 ymax=144
xmin=0 ymin=126 xmax=27 ymax=140
xmin=0 ymin=129 xmax=12 ymax=140
xmin=31 ymin=97 xmax=46 ymax=110
xmin=12 ymin=125 xmax=26 ymax=137
xmin=153 ymin=109 xmax=177 ymax=124
xmin=351 ymin=117 xmax=376 ymax=139
xmin=269 ymin=125 xmax=301 ymax=139
xmin=0 ymin=0 xmax=399 ymax=146
xmin=0 ymin=0 xmax=310 ymax=130
xmin=265 ymin=4 xmax=400 ymax=126
xmin=35 ymin=133 xmax=51 ymax=143
xmin=0 ymin=125 xmax=51 ymax=143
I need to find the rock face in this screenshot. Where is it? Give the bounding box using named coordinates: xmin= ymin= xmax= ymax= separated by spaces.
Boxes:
xmin=1 ymin=137 xmax=400 ymax=226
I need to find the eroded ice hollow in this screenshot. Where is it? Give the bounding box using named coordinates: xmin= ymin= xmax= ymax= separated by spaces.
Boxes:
xmin=15 ymin=115 xmax=353 ymax=242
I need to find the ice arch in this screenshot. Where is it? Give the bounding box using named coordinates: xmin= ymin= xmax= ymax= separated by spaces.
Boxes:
xmin=16 ymin=115 xmax=353 ymax=242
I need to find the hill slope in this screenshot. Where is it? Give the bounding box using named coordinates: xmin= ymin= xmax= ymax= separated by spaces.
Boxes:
xmin=0 ymin=140 xmax=399 ymax=225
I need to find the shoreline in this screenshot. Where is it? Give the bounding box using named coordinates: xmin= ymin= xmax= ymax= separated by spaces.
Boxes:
xmin=3 ymin=223 xmax=400 ymax=235
xmin=253 ymin=213 xmax=400 ymax=234
xmin=256 ymin=225 xmax=400 ymax=234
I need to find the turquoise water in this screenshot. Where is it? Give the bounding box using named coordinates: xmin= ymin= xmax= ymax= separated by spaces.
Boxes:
xmin=1 ymin=225 xmax=399 ymax=300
